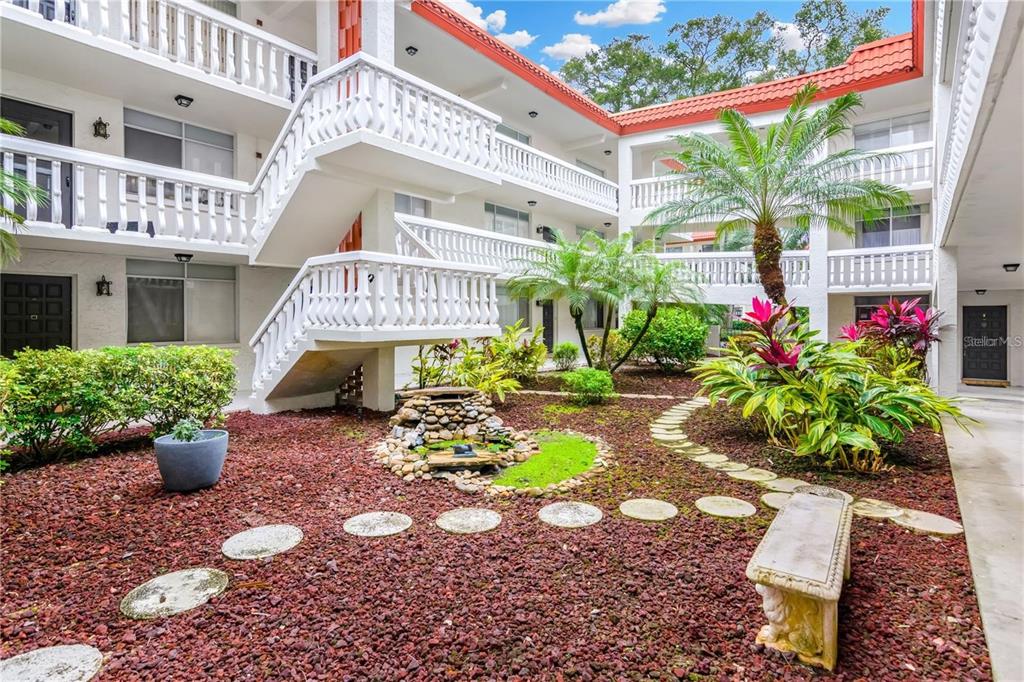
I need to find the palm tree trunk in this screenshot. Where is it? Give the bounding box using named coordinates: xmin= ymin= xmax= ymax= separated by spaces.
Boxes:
xmin=597 ymin=305 xmax=615 ymax=367
xmin=610 ymin=307 xmax=656 ymax=373
xmin=573 ymin=312 xmax=594 ymax=367
xmin=753 ymin=222 xmax=787 ymax=306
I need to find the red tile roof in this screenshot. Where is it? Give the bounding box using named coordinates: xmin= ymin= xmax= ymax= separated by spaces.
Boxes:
xmin=410 ymin=0 xmax=924 ymax=136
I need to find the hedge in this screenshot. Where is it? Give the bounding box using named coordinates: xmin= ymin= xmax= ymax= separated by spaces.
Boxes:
xmin=0 ymin=345 xmax=236 ymax=462
xmin=621 ymin=307 xmax=708 ymax=370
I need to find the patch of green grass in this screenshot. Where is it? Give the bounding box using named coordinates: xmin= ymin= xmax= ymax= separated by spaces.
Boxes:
xmin=543 ymin=403 xmax=585 ymax=416
xmin=492 ymin=430 xmax=596 ymax=489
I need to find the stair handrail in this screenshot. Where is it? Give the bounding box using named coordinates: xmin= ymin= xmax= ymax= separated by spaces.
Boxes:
xmin=394 ymin=214 xmax=441 ymax=260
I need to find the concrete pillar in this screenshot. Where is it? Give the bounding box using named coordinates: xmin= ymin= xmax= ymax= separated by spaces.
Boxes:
xmin=362 ymin=347 xmax=396 ymax=412
xmin=361 ymin=189 xmax=396 ymax=253
xmin=616 ymin=140 xmax=633 ymax=240
xmin=934 ymin=245 xmax=959 ymax=395
xmin=314 ymin=0 xmax=340 ymax=70
xmin=361 ymin=0 xmax=395 ymax=64
xmin=805 ymin=221 xmax=830 ymax=339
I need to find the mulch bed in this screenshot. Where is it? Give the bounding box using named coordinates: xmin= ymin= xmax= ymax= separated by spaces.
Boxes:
xmin=0 ymin=374 xmax=990 ymax=680
xmin=527 ymin=365 xmax=701 ymax=396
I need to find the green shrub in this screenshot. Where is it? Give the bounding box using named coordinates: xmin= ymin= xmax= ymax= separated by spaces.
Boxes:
xmin=552 ymin=342 xmax=579 ymax=371
xmin=587 ymin=330 xmax=629 ymax=370
xmin=0 ymin=345 xmax=236 ymax=461
xmin=410 ymin=340 xmax=520 ymax=400
xmin=562 ymin=368 xmax=616 ymax=405
xmin=622 ymin=307 xmax=708 ymax=370
xmin=482 ymin=320 xmax=547 ymax=382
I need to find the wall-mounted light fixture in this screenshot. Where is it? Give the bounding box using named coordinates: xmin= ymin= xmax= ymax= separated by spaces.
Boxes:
xmin=527 ymin=200 xmax=537 ymax=207
xmin=174 ymin=253 xmax=194 ymax=264
xmin=528 ymin=111 xmax=538 ymax=118
xmin=603 ymin=222 xmax=612 ymax=228
xmin=92 ymin=117 xmax=110 ymax=139
xmin=1004 ymin=263 xmax=1020 ymax=272
xmin=405 ymin=45 xmax=419 ymax=56
xmin=95 ymin=276 xmax=112 ymax=297
xmin=535 ymin=300 xmax=545 ymax=307
xmin=174 ymin=94 xmax=194 ymax=108
xmin=603 ymin=149 xmax=612 ymax=156
xmin=975 ymin=289 xmax=987 ymax=295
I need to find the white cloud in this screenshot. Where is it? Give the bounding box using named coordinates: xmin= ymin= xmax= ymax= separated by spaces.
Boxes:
xmin=773 ymin=21 xmax=806 ymax=52
xmin=541 ymin=33 xmax=599 ymax=61
xmin=496 ymin=30 xmax=537 ymax=49
xmin=574 ymin=0 xmax=665 ymax=27
xmin=442 ymin=0 xmax=506 ymax=32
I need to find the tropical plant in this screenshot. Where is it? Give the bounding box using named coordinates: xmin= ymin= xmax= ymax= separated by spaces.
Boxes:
xmin=839 ymin=297 xmax=941 ymax=379
xmin=0 ymin=117 xmax=48 ymax=266
xmin=692 ymin=297 xmax=971 ymax=472
xmin=586 ymin=329 xmax=630 ymax=371
xmin=622 ymin=307 xmax=708 ymax=370
xmin=409 ymin=340 xmax=520 ymax=401
xmin=169 ymin=418 xmax=203 ymax=443
xmin=552 ymin=342 xmax=580 ymax=372
xmin=480 ymin=320 xmax=547 ymax=382
xmin=562 ymin=368 xmax=616 ymax=406
xmin=649 ymin=83 xmax=911 ymax=306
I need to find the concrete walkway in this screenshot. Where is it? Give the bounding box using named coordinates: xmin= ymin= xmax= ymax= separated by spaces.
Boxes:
xmin=945 ymin=398 xmax=1024 ymax=681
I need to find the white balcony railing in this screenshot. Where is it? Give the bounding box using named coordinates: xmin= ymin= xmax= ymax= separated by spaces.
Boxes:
xmin=0 ymin=135 xmax=252 ymax=248
xmin=656 ymin=251 xmax=811 ymax=287
xmin=495 ymin=134 xmax=619 ymax=213
xmin=853 ymin=142 xmax=933 ymax=187
xmin=630 ymin=176 xmax=690 ymax=213
xmin=2 ymin=0 xmax=318 ymax=103
xmin=827 ymin=245 xmax=933 ymax=290
xmin=250 ymin=252 xmax=500 ymax=390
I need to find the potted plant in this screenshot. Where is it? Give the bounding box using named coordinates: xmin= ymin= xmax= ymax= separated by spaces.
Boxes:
xmin=153 ymin=418 xmax=228 ymax=492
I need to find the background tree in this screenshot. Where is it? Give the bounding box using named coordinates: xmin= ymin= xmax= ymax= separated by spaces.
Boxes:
xmin=560 ymin=0 xmax=891 ymax=113
xmin=0 ymin=117 xmax=46 ymax=266
xmin=649 ymin=84 xmax=910 ymax=306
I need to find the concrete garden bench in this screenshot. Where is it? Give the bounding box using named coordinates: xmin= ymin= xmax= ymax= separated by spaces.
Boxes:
xmin=746 ymin=490 xmax=853 ymax=671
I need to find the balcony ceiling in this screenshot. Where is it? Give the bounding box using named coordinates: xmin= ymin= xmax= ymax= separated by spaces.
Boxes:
xmin=945 ymin=34 xmax=1024 ymax=292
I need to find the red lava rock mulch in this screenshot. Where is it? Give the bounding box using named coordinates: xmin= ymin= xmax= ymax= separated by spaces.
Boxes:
xmin=527 ymin=365 xmax=700 ymax=396
xmin=0 ymin=378 xmax=990 ymax=680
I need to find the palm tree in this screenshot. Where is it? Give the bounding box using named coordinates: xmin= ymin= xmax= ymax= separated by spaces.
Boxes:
xmin=0 ymin=117 xmax=47 ymax=266
xmin=648 ymin=83 xmax=911 ymax=306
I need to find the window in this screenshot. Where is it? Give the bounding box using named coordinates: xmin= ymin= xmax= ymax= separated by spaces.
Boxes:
xmin=124 ymin=109 xmax=235 ymax=178
xmin=495 ymin=286 xmax=529 ymax=328
xmin=485 ymin=202 xmax=529 ymax=238
xmin=197 ymin=0 xmax=238 ymax=16
xmin=127 ymin=259 xmax=237 ymax=344
xmin=854 ymin=295 xmax=930 ymax=322
xmin=496 ymin=123 xmax=530 ymax=145
xmin=395 ymin=193 xmax=430 ymax=217
xmin=575 ymin=159 xmax=606 ymax=178
xmin=856 ymin=204 xmax=928 ymax=248
xmin=854 ymin=112 xmax=930 ymax=151
xmin=583 ymin=299 xmax=606 ymax=329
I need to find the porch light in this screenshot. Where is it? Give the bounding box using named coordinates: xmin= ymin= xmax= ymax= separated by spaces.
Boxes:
xmin=405 ymin=45 xmax=418 ymax=56
xmin=174 ymin=253 xmax=193 ymax=264
xmin=527 ymin=200 xmax=537 ymax=207
xmin=92 ymin=118 xmax=110 ymax=139
xmin=603 ymin=222 xmax=612 ymax=228
xmin=174 ymin=94 xmax=194 ymax=108
xmin=603 ymin=150 xmax=612 ymax=156
xmin=1004 ymin=263 xmax=1020 ymax=272
xmin=528 ymin=111 xmax=538 ymax=118
xmin=95 ymin=276 xmax=112 ymax=297
xmin=975 ymin=289 xmax=987 ymax=295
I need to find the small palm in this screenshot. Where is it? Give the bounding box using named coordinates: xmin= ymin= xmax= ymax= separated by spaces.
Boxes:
xmin=1 ymin=117 xmax=49 ymax=266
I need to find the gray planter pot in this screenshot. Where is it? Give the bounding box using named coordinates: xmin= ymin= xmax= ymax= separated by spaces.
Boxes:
xmin=153 ymin=430 xmax=228 ymax=492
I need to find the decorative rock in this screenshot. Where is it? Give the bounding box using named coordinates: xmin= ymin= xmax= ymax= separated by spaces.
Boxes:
xmin=538 ymin=501 xmax=603 ymax=528
xmin=0 ymin=645 xmax=104 ymax=682
xmin=705 ymin=461 xmax=749 ymax=472
xmin=850 ymin=498 xmax=903 ymax=519
xmin=619 ymin=498 xmax=678 ymax=521
xmin=692 ymin=453 xmax=728 ymax=463
xmin=727 ymin=468 xmax=778 ymax=482
xmin=759 ymin=477 xmax=808 ymax=493
xmin=760 ymin=492 xmax=792 ymax=510
xmin=343 ymin=512 xmax=413 ymax=537
xmin=120 ymin=568 xmax=229 ymax=619
xmin=222 ymin=524 xmax=303 ymax=560
xmin=435 ymin=508 xmax=502 ymax=534
xmin=891 ymin=509 xmax=963 ymax=536
xmin=695 ymin=496 xmax=757 ymax=518
xmin=794 ymin=485 xmax=854 ymax=503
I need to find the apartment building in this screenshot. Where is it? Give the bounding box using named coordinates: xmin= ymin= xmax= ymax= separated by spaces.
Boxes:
xmin=1 ymin=0 xmax=1021 ymax=412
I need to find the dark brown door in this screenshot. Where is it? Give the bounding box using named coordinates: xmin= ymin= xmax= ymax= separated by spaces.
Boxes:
xmin=963 ymin=306 xmax=1008 ymax=381
xmin=1 ymin=274 xmax=72 ymax=356
xmin=541 ymin=301 xmax=554 ymax=351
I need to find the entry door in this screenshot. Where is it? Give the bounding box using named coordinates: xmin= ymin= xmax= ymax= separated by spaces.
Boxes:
xmin=541 ymin=301 xmax=554 ymax=351
xmin=1 ymin=274 xmax=73 ymax=356
xmin=0 ymin=97 xmax=74 ymax=228
xmin=962 ymin=306 xmax=1008 ymax=381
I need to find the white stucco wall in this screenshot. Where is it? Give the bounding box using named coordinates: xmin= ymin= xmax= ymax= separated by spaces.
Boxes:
xmin=957 ymin=288 xmax=1024 ymax=387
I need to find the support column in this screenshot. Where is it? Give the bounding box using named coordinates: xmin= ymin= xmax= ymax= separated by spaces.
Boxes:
xmin=361 ymin=189 xmax=397 ymax=409
xmin=315 ymin=0 xmax=340 ymax=70
xmin=361 ymin=189 xmax=396 ymax=253
xmin=362 ymin=347 xmax=396 ymax=412
xmin=805 ymin=221 xmax=829 ymax=339
xmin=361 ymin=0 xmax=394 ymax=64
xmin=934 ymin=245 xmax=959 ymax=395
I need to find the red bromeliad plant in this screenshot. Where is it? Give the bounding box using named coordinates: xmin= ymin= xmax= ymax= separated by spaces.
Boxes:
xmin=839 ymin=297 xmax=942 ymax=378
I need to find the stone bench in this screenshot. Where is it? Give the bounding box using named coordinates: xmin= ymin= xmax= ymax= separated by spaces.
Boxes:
xmin=745 ymin=490 xmax=853 ymax=671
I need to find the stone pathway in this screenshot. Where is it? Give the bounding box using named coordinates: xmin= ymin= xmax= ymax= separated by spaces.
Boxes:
xmin=538 ymin=501 xmax=603 ymax=528
xmin=760 ymin=492 xmax=792 ymax=510
xmin=619 ymin=498 xmax=678 ymax=521
xmin=0 ymin=644 xmax=103 ymax=682
xmin=435 ymin=508 xmax=502 ymax=534
xmin=343 ymin=512 xmax=413 ymax=537
xmin=222 ymin=524 xmax=303 ymax=560
xmin=891 ymin=509 xmax=964 ymax=535
xmin=120 ymin=568 xmax=230 ymax=620
xmin=695 ymin=496 xmax=757 ymax=518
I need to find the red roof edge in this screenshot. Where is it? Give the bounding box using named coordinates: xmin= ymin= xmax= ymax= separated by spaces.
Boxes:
xmin=411 ymin=0 xmax=925 ymax=136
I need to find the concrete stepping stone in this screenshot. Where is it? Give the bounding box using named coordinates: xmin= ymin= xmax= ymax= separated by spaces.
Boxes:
xmin=538 ymin=501 xmax=603 ymax=528
xmin=686 ymin=446 xmax=711 ymax=455
xmin=851 ymin=498 xmax=903 ymax=519
xmin=651 ymin=433 xmax=689 ymax=442
xmin=692 ymin=453 xmax=728 ymax=463
xmin=343 ymin=511 xmax=413 ymax=537
xmin=759 ymin=477 xmax=808 ymax=493
xmin=649 ymin=427 xmax=683 ymax=435
xmin=695 ymin=496 xmax=756 ymax=518
xmin=0 ymin=645 xmax=103 ymax=682
xmin=652 ymin=418 xmax=685 ymax=426
xmin=705 ymin=461 xmax=748 ymax=472
xmin=435 ymin=508 xmax=502 ymax=534
xmin=120 ymin=568 xmax=229 ymax=620
xmin=727 ymin=468 xmax=778 ymax=482
xmin=760 ymin=492 xmax=792 ymax=510
xmin=619 ymin=498 xmax=678 ymax=521
xmin=794 ymin=484 xmax=854 ymax=503
xmin=222 ymin=524 xmax=303 ymax=560
xmin=891 ymin=509 xmax=963 ymax=536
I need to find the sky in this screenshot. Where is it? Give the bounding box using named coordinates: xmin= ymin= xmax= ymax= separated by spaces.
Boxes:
xmin=444 ymin=0 xmax=912 ymax=74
